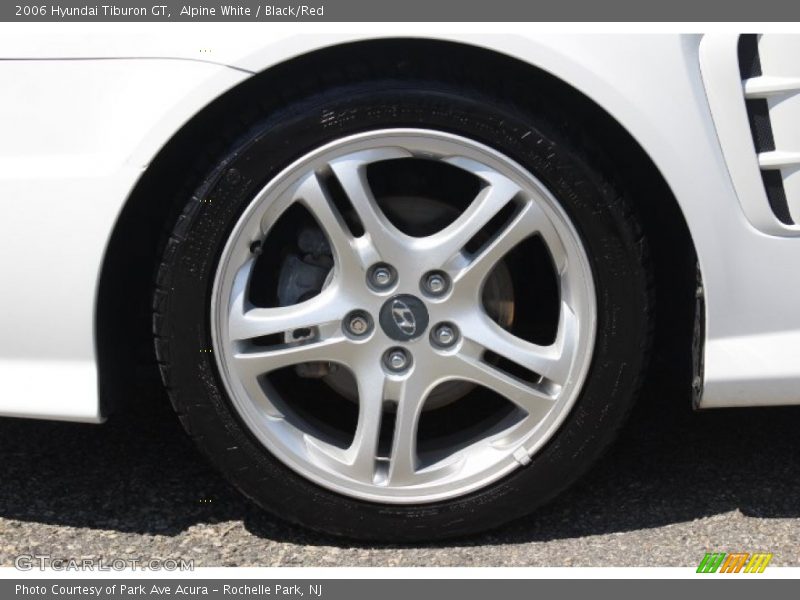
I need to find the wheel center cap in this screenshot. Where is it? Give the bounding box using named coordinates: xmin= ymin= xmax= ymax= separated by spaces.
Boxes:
xmin=379 ymin=294 xmax=429 ymax=341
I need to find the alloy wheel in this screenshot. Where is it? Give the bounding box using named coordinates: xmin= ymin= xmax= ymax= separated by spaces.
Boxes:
xmin=211 ymin=129 xmax=596 ymax=503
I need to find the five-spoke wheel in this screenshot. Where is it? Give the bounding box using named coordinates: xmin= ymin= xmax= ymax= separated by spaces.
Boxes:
xmin=211 ymin=131 xmax=595 ymax=502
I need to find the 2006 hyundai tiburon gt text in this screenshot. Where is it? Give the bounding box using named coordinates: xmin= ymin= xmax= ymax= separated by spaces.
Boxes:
xmin=1 ymin=30 xmax=798 ymax=540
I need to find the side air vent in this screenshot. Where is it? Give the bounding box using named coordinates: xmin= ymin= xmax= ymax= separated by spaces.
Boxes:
xmin=739 ymin=34 xmax=800 ymax=225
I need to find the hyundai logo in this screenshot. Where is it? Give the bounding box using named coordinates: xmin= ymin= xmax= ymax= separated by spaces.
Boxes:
xmin=379 ymin=294 xmax=429 ymax=342
xmin=391 ymin=299 xmax=417 ymax=335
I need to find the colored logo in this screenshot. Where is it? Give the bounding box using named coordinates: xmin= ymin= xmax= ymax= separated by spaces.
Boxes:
xmin=697 ymin=552 xmax=772 ymax=573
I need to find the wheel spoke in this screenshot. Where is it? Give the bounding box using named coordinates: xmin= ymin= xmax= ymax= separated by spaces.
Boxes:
xmin=232 ymin=337 xmax=349 ymax=379
xmin=227 ymin=261 xmax=345 ymax=342
xmin=450 ymin=345 xmax=556 ymax=420
xmin=300 ymin=366 xmax=387 ymax=484
xmin=346 ymin=369 xmax=388 ymax=482
xmin=465 ymin=312 xmax=572 ymax=386
xmin=453 ymin=200 xmax=549 ymax=291
xmin=424 ymin=160 xmax=521 ymax=265
xmin=385 ymin=376 xmax=431 ymax=485
xmin=329 ymin=149 xmax=412 ymax=259
xmin=294 ymin=172 xmax=374 ymax=278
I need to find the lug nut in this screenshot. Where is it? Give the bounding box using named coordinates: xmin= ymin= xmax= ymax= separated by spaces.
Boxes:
xmin=344 ymin=310 xmax=372 ymax=337
xmin=388 ymin=351 xmax=407 ymax=369
xmin=428 ymin=275 xmax=446 ymax=293
xmin=368 ymin=263 xmax=396 ymax=290
xmin=374 ymin=267 xmax=391 ymax=286
xmin=383 ymin=347 xmax=411 ymax=373
xmin=431 ymin=322 xmax=459 ymax=348
xmin=349 ymin=317 xmax=368 ymax=334
xmin=422 ymin=271 xmax=450 ymax=297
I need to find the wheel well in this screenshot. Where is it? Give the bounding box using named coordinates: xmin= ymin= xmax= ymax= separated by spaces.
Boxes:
xmin=96 ymin=38 xmax=698 ymax=415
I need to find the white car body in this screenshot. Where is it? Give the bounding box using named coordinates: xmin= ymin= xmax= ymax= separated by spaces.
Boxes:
xmin=1 ymin=26 xmax=798 ymax=423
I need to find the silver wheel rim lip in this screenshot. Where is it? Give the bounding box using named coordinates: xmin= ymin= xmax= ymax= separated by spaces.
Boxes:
xmin=211 ymin=128 xmax=597 ymax=504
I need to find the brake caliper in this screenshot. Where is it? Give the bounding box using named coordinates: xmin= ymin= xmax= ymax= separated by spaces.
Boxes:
xmin=276 ymin=227 xmax=334 ymax=378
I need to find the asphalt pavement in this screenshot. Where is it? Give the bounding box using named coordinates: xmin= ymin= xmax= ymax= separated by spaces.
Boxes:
xmin=1 ymin=358 xmax=799 ymax=567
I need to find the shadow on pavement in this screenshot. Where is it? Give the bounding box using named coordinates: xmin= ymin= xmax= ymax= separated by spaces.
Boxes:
xmin=1 ymin=355 xmax=799 ymax=549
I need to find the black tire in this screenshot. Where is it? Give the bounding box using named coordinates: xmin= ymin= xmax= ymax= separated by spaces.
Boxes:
xmin=153 ymin=78 xmax=652 ymax=541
